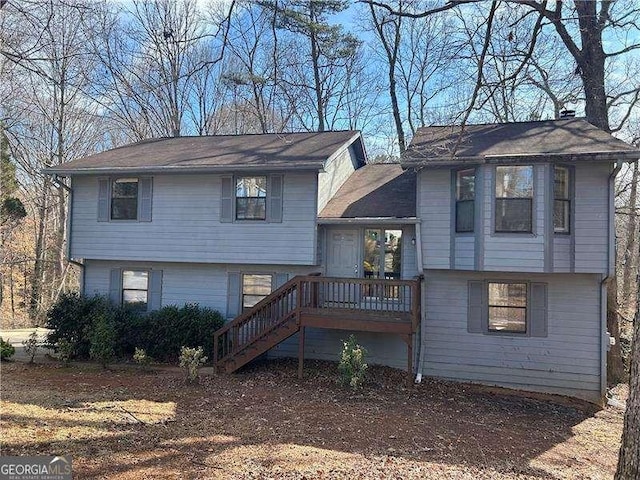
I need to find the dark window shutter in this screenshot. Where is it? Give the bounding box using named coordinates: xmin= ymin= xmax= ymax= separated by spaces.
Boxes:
xmin=530 ymin=282 xmax=548 ymax=337
xmin=267 ymin=174 xmax=283 ymax=223
xmin=468 ymin=281 xmax=486 ymax=333
xmin=138 ymin=177 xmax=153 ymax=222
xmin=273 ymin=273 xmax=289 ymax=290
xmin=227 ymin=272 xmax=241 ymax=318
xmin=98 ymin=178 xmax=110 ymax=222
xmin=109 ymin=268 xmax=122 ymax=305
xmin=148 ymin=270 xmax=163 ymax=311
xmin=220 ymin=176 xmax=233 ymax=222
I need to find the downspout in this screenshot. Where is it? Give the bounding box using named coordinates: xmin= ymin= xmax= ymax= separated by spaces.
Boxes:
xmin=414 ymin=218 xmax=426 ymax=383
xmin=51 ymin=175 xmax=85 ymax=293
xmin=600 ymin=160 xmax=624 ymax=399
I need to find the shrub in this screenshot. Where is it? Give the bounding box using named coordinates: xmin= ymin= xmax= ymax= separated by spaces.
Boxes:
xmin=179 ymin=346 xmax=207 ymax=384
xmin=89 ymin=314 xmax=116 ymax=368
xmin=338 ymin=335 xmax=368 ymax=390
xmin=22 ymin=331 xmax=39 ymax=363
xmin=0 ymin=337 xmax=15 ymax=360
xmin=45 ymin=294 xmax=224 ymax=364
xmin=57 ymin=338 xmax=74 ymax=366
xmin=45 ymin=293 xmax=112 ymax=359
xmin=133 ymin=347 xmax=152 ymax=369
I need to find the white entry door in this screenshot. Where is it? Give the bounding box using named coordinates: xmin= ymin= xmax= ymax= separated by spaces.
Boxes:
xmin=326 ymin=230 xmax=359 ymax=278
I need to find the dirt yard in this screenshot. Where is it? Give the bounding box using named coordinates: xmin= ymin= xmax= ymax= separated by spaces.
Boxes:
xmin=0 ymin=358 xmax=624 ymax=479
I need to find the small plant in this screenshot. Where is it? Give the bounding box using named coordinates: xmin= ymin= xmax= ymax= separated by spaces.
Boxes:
xmin=133 ymin=347 xmax=152 ymax=369
xmin=57 ymin=338 xmax=74 ymax=366
xmin=0 ymin=337 xmax=15 ymax=361
xmin=179 ymin=346 xmax=207 ymax=384
xmin=89 ymin=314 xmax=116 ymax=368
xmin=22 ymin=331 xmax=40 ymax=364
xmin=338 ymin=335 xmax=368 ymax=390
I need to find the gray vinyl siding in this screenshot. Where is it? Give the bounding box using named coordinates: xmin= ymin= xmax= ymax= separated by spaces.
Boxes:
xmin=401 ymin=224 xmax=418 ymax=278
xmin=83 ymin=260 xmax=316 ymax=315
xmin=269 ymin=329 xmax=409 ymax=370
xmin=418 ymin=163 xmax=611 ymax=274
xmin=574 ymin=162 xmax=610 ymax=273
xmin=553 ymin=236 xmax=571 ymax=272
xmin=418 ymin=169 xmax=451 ymax=269
xmin=71 ymin=172 xmax=318 ymax=265
xmin=421 ymin=270 xmax=602 ymax=402
xmin=317 ymin=146 xmax=359 ymax=213
xmin=454 ymin=235 xmax=474 ymax=270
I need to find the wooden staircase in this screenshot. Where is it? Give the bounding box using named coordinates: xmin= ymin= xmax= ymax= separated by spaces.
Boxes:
xmin=213 ymin=276 xmax=304 ymax=374
xmin=213 ymin=274 xmax=421 ymax=376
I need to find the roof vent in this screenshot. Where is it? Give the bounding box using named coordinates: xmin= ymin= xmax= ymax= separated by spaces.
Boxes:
xmin=559 ymin=109 xmax=575 ymax=119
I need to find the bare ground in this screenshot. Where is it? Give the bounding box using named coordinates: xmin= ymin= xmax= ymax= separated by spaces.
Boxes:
xmin=0 ymin=358 xmax=624 ymax=479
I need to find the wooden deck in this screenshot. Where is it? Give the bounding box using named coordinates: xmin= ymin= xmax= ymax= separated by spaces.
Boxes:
xmin=213 ymin=275 xmax=422 ymax=385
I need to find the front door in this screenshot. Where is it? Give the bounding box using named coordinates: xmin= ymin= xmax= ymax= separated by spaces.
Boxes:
xmin=325 ymin=229 xmax=359 ymax=304
xmin=326 ymin=229 xmax=359 ymax=278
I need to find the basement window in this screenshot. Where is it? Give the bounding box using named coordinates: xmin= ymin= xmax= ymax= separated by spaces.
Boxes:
xmin=488 ymin=282 xmax=527 ymax=333
xmin=242 ymin=274 xmax=272 ymax=311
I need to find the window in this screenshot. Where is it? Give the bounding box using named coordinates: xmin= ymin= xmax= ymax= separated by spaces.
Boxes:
xmin=554 ymin=166 xmax=570 ymax=233
xmin=363 ymin=229 xmax=402 ymax=280
xmin=242 ymin=274 xmax=272 ymax=310
xmin=236 ymin=176 xmax=267 ymax=220
xmin=111 ymin=178 xmax=138 ymax=220
xmin=122 ymin=270 xmax=148 ymax=310
xmin=456 ymin=169 xmax=475 ymax=232
xmin=495 ymin=166 xmax=533 ymax=233
xmin=488 ymin=282 xmax=527 ymax=333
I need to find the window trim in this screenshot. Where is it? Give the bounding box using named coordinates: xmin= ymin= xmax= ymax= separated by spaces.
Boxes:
xmin=487 ymin=281 xmax=528 ymax=335
xmin=455 ymin=168 xmax=475 ymax=234
xmin=110 ymin=177 xmax=139 ymax=221
xmin=235 ymin=175 xmax=267 ymax=221
xmin=553 ymin=165 xmax=572 ymax=235
xmin=494 ymin=165 xmax=534 ymax=234
xmin=121 ymin=268 xmax=150 ymax=312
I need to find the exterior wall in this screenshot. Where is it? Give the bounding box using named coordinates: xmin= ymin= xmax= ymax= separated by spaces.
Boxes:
xmin=417 ymin=169 xmax=451 ymax=269
xmin=317 ymin=145 xmax=360 ymax=213
xmin=71 ymin=172 xmax=318 ymax=265
xmin=418 ymin=162 xmax=611 ymax=275
xmin=83 ymin=259 xmax=317 ymax=314
xmin=421 ymin=270 xmax=603 ymax=402
xmin=574 ymin=162 xmax=610 ymax=273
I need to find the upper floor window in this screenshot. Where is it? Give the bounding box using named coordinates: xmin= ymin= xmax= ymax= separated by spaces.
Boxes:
xmin=554 ymin=166 xmax=571 ymax=234
xmin=111 ymin=178 xmax=138 ymax=220
xmin=495 ymin=166 xmax=533 ymax=233
xmin=122 ymin=269 xmax=148 ymax=311
xmin=455 ymin=169 xmax=475 ymax=233
xmin=236 ymin=176 xmax=267 ymax=220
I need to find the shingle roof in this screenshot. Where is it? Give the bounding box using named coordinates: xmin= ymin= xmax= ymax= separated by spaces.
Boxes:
xmin=44 ymin=131 xmax=365 ymax=175
xmin=403 ymin=118 xmax=640 ymax=167
xmin=319 ymin=163 xmax=416 ymax=219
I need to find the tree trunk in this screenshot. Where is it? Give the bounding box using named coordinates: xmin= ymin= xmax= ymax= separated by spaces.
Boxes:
xmin=622 ymin=161 xmax=639 ymax=309
xmin=308 ymin=4 xmax=325 ymax=132
xmin=608 ymin=276 xmax=626 ymax=384
xmin=615 ymin=254 xmax=640 ymax=479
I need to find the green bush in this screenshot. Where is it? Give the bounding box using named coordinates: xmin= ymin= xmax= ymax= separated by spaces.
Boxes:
xmin=89 ymin=314 xmax=117 ymax=368
xmin=338 ymin=335 xmax=368 ymax=390
xmin=22 ymin=331 xmax=39 ymax=363
xmin=45 ymin=294 xmax=223 ymax=364
xmin=56 ymin=338 xmax=74 ymax=366
xmin=1 ymin=337 xmax=15 ymax=360
xmin=133 ymin=347 xmax=152 ymax=369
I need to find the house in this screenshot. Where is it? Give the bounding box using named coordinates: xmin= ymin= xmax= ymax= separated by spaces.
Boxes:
xmin=44 ymin=118 xmax=639 ymax=403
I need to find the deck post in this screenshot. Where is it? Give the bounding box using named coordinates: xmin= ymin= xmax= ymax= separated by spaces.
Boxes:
xmin=407 ymin=333 xmax=413 ymax=388
xmin=298 ymin=326 xmax=305 ymax=379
